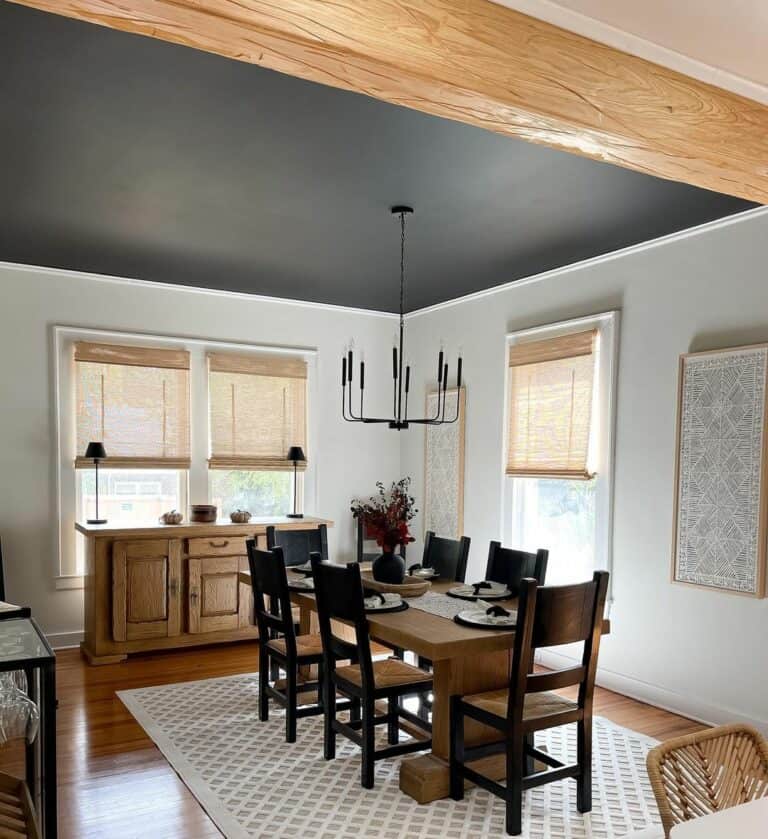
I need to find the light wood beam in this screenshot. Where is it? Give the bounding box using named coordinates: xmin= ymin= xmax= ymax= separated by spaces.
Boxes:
xmin=11 ymin=0 xmax=768 ymax=203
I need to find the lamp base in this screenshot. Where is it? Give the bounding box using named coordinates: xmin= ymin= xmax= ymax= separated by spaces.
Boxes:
xmin=87 ymin=518 xmax=108 ymax=525
xmin=286 ymin=513 xmax=304 ymax=519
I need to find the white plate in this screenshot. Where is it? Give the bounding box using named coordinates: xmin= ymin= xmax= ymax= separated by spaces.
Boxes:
xmin=287 ymin=576 xmax=314 ymax=590
xmin=455 ymin=608 xmax=517 ymax=628
xmin=364 ymin=594 xmax=405 ymax=612
xmin=447 ymin=581 xmax=512 ymax=601
xmin=410 ymin=567 xmax=437 ymax=579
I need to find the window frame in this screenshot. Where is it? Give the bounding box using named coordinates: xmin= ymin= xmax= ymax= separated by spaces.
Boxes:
xmin=53 ymin=326 xmax=316 ymax=586
xmin=501 ymin=311 xmax=619 ymax=601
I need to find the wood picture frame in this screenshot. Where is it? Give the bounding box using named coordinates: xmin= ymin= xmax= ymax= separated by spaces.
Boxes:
xmin=423 ymin=387 xmax=466 ymax=539
xmin=671 ymin=344 xmax=768 ymax=598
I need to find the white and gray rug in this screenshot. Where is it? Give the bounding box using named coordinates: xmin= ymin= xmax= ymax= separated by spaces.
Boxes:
xmin=118 ymin=674 xmax=662 ymax=839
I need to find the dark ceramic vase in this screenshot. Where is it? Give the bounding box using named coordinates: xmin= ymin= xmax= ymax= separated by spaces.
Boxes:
xmin=372 ymin=549 xmax=405 ymax=584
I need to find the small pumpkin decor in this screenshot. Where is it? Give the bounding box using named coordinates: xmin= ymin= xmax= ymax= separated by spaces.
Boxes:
xmin=230 ymin=509 xmax=252 ymax=523
xmin=351 ymin=478 xmax=417 ymax=584
xmin=160 ymin=509 xmax=183 ymax=525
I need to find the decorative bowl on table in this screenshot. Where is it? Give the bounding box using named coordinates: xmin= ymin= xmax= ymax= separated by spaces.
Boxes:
xmin=361 ymin=570 xmax=431 ymax=598
xmin=229 ymin=509 xmax=252 ymax=523
xmin=408 ymin=563 xmax=438 ymax=579
xmin=190 ymin=504 xmax=217 ymax=523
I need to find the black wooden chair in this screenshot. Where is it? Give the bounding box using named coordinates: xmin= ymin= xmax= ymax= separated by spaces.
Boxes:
xmin=266 ymin=524 xmax=329 ymax=567
xmin=411 ymin=530 xmax=471 ymax=583
xmin=247 ymin=540 xmax=326 ymax=743
xmin=311 ymin=556 xmax=432 ymax=788
xmin=485 ymin=541 xmax=549 ymax=595
xmin=450 ymin=571 xmax=610 ymax=835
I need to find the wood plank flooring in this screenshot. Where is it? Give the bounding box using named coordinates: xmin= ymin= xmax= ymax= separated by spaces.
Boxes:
xmin=0 ymin=644 xmax=706 ymax=838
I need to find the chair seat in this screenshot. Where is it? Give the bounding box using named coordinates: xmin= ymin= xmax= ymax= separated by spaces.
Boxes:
xmin=336 ymin=657 xmax=432 ymax=690
xmin=465 ymin=688 xmax=577 ymax=721
xmin=267 ymin=633 xmax=324 ymax=659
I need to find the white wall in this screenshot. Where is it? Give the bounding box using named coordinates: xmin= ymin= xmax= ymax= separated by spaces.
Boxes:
xmin=0 ymin=265 xmax=401 ymax=644
xmin=401 ymin=208 xmax=768 ymax=731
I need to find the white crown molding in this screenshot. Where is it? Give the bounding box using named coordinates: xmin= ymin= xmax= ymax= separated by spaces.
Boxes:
xmin=0 ymin=260 xmax=399 ymax=320
xmin=406 ymin=205 xmax=768 ymax=319
xmin=491 ymin=0 xmax=768 ymax=105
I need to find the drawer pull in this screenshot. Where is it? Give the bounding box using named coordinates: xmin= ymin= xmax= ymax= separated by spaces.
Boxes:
xmin=209 ymin=540 xmax=229 ymax=548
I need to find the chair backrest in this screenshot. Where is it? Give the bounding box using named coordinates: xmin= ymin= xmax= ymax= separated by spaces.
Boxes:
xmin=311 ymin=557 xmax=374 ymax=689
xmin=421 ymin=530 xmax=471 ymax=582
xmin=355 ymin=516 xmax=405 ymax=563
xmin=646 ymin=724 xmax=768 ymax=837
xmin=246 ymin=541 xmax=296 ymax=655
xmin=507 ymin=571 xmax=609 ymax=722
xmin=267 ymin=524 xmax=329 ymax=567
xmin=485 ymin=541 xmax=548 ymax=594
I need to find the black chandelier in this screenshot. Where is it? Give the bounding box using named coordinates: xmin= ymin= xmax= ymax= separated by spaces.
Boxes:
xmin=341 ymin=206 xmax=463 ymax=430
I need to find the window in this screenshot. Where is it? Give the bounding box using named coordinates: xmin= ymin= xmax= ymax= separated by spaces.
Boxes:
xmin=504 ymin=314 xmax=617 ymax=587
xmin=208 ymin=352 xmax=307 ymax=515
xmin=57 ymin=330 xmax=314 ymax=582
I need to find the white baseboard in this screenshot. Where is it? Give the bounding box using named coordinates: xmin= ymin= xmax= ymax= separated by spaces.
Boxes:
xmin=537 ymin=649 xmax=768 ymax=736
xmin=46 ymin=629 xmax=84 ymax=650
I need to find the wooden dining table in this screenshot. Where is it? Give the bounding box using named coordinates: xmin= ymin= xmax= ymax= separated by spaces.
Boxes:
xmin=239 ymin=566 xmax=611 ymax=804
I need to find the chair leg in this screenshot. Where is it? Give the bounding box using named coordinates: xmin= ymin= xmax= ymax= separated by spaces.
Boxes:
xmin=258 ymin=645 xmax=269 ymax=722
xmin=505 ymin=732 xmax=524 ymax=836
xmin=285 ymin=664 xmax=297 ymax=744
xmin=576 ymin=715 xmax=593 ymax=813
xmin=323 ymin=672 xmax=336 ymax=761
xmin=349 ymin=697 xmax=361 ymax=723
xmin=449 ymin=696 xmax=464 ymax=801
xmin=361 ymin=696 xmax=376 ymax=789
xmin=387 ymin=696 xmax=399 ymax=745
xmin=523 ymin=732 xmax=534 ymax=776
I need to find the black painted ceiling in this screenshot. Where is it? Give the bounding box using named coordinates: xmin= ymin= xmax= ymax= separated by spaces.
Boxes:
xmin=0 ymin=4 xmax=756 ymax=312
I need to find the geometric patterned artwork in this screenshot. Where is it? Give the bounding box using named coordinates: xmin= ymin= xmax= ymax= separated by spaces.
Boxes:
xmin=119 ymin=673 xmax=662 ymax=838
xmin=673 ymin=345 xmax=768 ymax=597
xmin=423 ymin=387 xmax=466 ymax=539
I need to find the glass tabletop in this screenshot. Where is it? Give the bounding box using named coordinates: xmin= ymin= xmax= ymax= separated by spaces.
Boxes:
xmin=0 ymin=618 xmax=53 ymax=664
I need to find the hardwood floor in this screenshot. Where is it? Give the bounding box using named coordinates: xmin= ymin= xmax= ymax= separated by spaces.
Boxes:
xmin=0 ymin=644 xmax=705 ymax=838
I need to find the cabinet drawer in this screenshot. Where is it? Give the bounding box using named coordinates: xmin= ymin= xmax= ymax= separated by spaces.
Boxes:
xmin=187 ymin=535 xmax=249 ymax=557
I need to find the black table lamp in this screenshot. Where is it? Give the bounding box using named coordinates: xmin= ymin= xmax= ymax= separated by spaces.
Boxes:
xmin=286 ymin=446 xmax=306 ymax=518
xmin=84 ymin=442 xmax=108 ymax=524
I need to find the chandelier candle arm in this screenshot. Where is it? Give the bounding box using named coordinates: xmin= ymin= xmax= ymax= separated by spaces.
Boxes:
xmin=340 ymin=205 xmax=463 ymax=429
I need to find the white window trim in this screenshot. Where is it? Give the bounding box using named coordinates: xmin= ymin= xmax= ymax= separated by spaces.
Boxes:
xmin=52 ymin=325 xmax=318 ymax=587
xmin=500 ymin=310 xmax=620 ymax=604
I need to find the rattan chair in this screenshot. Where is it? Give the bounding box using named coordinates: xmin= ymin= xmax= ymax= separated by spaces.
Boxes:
xmin=646 ymin=723 xmax=768 ymax=837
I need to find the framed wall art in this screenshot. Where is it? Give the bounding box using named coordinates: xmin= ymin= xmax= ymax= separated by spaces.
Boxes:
xmin=672 ymin=344 xmax=768 ymax=597
xmin=423 ymin=387 xmax=466 ymax=539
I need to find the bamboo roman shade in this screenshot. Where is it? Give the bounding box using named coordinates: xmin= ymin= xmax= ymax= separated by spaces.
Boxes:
xmin=506 ymin=329 xmax=597 ymax=479
xmin=208 ymin=352 xmax=307 ymax=471
xmin=75 ymin=342 xmax=191 ymax=468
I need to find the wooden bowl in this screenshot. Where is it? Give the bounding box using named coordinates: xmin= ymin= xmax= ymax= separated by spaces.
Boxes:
xmin=190 ymin=504 xmax=217 ymax=523
xmin=361 ymin=571 xmax=431 ymax=598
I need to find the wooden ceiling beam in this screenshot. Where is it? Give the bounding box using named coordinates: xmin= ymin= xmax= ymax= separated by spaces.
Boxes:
xmin=11 ymin=0 xmax=768 ymax=203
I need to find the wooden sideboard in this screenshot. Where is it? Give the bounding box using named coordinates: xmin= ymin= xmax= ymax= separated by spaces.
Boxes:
xmin=77 ymin=517 xmax=332 ymax=665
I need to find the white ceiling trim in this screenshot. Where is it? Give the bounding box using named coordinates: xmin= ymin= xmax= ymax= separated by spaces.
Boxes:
xmin=491 ymin=0 xmax=768 ymax=105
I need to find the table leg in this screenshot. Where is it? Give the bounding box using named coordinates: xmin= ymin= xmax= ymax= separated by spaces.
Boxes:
xmin=24 ymin=667 xmax=38 ymax=812
xmin=399 ymin=649 xmax=511 ymax=803
xmin=41 ymin=663 xmax=57 ymax=838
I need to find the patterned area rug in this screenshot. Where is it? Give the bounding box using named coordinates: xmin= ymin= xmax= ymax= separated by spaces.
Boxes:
xmin=118 ymin=674 xmax=662 ymax=839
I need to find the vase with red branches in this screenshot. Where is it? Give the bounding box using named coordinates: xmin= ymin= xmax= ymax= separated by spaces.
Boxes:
xmin=351 ymin=478 xmax=417 ymax=584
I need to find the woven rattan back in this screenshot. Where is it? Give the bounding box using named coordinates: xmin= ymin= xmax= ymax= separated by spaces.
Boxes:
xmin=646 ymin=724 xmax=768 ymax=837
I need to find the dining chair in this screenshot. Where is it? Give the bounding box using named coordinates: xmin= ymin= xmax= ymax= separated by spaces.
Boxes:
xmin=449 ymin=570 xmax=610 ymax=836
xmin=646 ymin=724 xmax=768 ymax=838
xmin=247 ymin=540 xmax=326 ymax=743
xmin=485 ymin=541 xmax=549 ymax=594
xmin=311 ymin=556 xmax=432 ymax=788
xmin=266 ymin=524 xmax=329 ymax=567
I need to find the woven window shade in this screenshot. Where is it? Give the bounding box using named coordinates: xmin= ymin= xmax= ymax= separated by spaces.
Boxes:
xmin=506 ymin=329 xmax=597 ymax=479
xmin=208 ymin=352 xmax=307 ymax=471
xmin=75 ymin=342 xmax=191 ymax=468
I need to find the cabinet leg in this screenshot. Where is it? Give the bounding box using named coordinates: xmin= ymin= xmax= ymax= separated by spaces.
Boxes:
xmin=80 ymin=644 xmax=127 ymax=666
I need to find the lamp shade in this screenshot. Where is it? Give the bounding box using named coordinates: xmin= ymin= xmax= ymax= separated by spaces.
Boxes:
xmin=287 ymin=446 xmax=306 ymax=463
xmin=84 ymin=441 xmax=107 ymax=460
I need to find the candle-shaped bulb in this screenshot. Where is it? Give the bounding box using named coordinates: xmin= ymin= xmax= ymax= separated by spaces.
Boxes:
xmin=347 ymin=349 xmax=353 ymax=383
xmin=360 ymin=360 xmax=365 ymax=390
xmin=457 ymin=356 xmax=463 ymax=388
xmin=392 ymin=347 xmax=398 ymax=379
xmin=342 ymin=355 xmax=347 ymax=387
xmin=405 ymin=365 xmax=411 ymax=393
xmin=437 ymin=350 xmax=444 ymax=382
xmin=443 ymin=362 xmax=449 ymax=391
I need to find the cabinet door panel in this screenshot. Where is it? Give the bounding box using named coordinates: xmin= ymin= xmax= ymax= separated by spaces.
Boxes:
xmin=113 ymin=539 xmax=181 ymax=642
xmin=188 ymin=556 xmax=249 ymax=633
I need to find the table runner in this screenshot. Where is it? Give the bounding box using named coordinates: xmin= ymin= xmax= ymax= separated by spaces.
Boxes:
xmin=408 ymin=591 xmax=472 ymax=620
